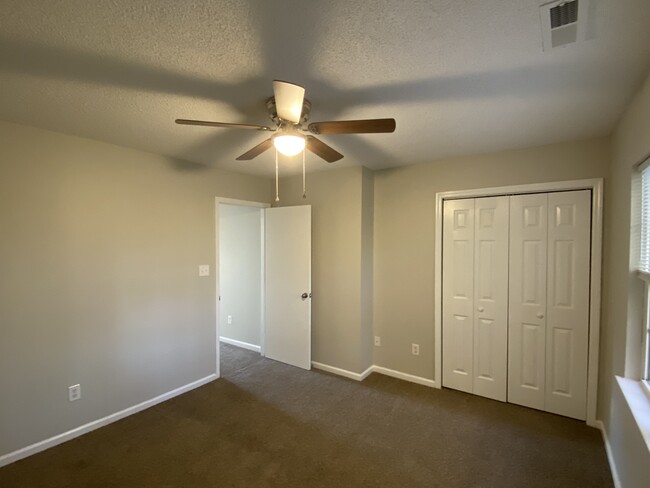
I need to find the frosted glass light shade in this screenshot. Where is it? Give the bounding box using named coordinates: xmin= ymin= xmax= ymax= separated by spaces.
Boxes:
xmin=273 ymin=134 xmax=305 ymax=156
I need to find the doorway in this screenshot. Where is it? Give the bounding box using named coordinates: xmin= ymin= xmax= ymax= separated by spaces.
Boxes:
xmin=218 ymin=202 xmax=265 ymax=354
xmin=215 ymin=198 xmax=313 ymax=376
xmin=215 ymin=199 xmax=268 ymax=376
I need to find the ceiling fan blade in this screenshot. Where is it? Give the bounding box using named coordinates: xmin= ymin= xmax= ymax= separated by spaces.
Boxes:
xmin=306 ymin=136 xmax=344 ymax=163
xmin=308 ymin=118 xmax=396 ymax=135
xmin=273 ymin=80 xmax=305 ymax=124
xmin=236 ymin=138 xmax=274 ymax=160
xmin=176 ymin=119 xmax=272 ymax=131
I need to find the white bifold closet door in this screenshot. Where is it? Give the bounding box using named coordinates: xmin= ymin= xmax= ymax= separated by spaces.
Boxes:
xmin=442 ymin=196 xmax=509 ymax=401
xmin=508 ymin=190 xmax=591 ymax=420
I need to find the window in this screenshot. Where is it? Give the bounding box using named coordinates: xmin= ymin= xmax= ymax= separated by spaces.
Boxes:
xmin=638 ymin=159 xmax=650 ymax=384
xmin=643 ymin=285 xmax=650 ymax=382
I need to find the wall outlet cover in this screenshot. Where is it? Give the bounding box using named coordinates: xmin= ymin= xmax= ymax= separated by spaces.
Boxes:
xmin=374 ymin=336 xmax=381 ymax=346
xmin=68 ymin=384 xmax=81 ymax=402
xmin=199 ymin=265 xmax=210 ymax=277
xmin=411 ymin=344 xmax=420 ymax=356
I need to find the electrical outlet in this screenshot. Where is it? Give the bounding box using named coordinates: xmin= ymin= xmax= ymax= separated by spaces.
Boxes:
xmin=199 ymin=265 xmax=210 ymax=277
xmin=374 ymin=336 xmax=381 ymax=346
xmin=68 ymin=384 xmax=81 ymax=402
xmin=411 ymin=343 xmax=420 ymax=356
xmin=227 ymin=315 xmax=233 ymax=325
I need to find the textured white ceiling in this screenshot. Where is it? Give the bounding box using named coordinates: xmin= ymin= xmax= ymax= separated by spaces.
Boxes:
xmin=0 ymin=0 xmax=649 ymax=177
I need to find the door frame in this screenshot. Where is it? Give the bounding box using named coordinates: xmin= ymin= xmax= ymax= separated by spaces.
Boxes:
xmin=214 ymin=197 xmax=270 ymax=378
xmin=434 ymin=178 xmax=604 ymax=426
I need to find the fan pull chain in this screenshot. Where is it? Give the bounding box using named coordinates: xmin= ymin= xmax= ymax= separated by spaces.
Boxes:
xmin=275 ymin=149 xmax=280 ymax=203
xmin=302 ymin=148 xmax=307 ymax=199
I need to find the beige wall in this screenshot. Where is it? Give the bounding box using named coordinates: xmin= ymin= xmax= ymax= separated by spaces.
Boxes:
xmin=219 ymin=204 xmax=263 ymax=347
xmin=602 ymin=71 xmax=650 ymax=487
xmin=373 ymin=137 xmax=610 ymax=379
xmin=278 ymin=167 xmax=369 ymax=373
xmin=0 ymin=121 xmax=271 ymax=457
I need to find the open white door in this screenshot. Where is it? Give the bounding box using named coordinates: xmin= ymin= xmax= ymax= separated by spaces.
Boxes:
xmin=264 ymin=205 xmax=311 ymax=370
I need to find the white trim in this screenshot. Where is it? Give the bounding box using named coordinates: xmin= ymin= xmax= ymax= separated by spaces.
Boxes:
xmin=595 ymin=420 xmax=622 ymax=488
xmin=434 ymin=178 xmax=604 ymax=426
xmin=311 ymin=362 xmax=436 ymax=388
xmin=637 ymin=154 xmax=650 ymax=173
xmin=220 ymin=336 xmax=261 ymax=353
xmin=642 ymin=379 xmax=650 ymax=401
xmin=215 ymin=197 xmax=271 ymax=208
xmin=312 ymin=362 xmax=373 ymax=381
xmin=214 ymin=201 xmax=221 ymax=378
xmin=0 ymin=374 xmax=218 ymax=468
xmin=371 ymin=366 xmax=437 ymax=388
xmin=259 ymin=206 xmax=266 ymax=356
xmin=215 ymin=197 xmax=271 ymax=373
xmin=616 ymin=376 xmax=650 ymax=452
xmin=587 ymin=179 xmax=604 ymax=427
xmin=434 ymin=192 xmax=444 ymax=389
xmin=637 ymin=269 xmax=650 ymax=283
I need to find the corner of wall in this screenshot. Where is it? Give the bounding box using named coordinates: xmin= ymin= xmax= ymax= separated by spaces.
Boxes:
xmin=599 ymin=68 xmax=650 ymax=484
xmin=360 ymin=167 xmax=375 ymax=371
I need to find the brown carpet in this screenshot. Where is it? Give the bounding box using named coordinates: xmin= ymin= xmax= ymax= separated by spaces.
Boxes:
xmin=0 ymin=344 xmax=613 ymax=487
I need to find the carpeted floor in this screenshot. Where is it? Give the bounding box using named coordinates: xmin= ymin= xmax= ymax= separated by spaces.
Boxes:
xmin=0 ymin=344 xmax=613 ymax=487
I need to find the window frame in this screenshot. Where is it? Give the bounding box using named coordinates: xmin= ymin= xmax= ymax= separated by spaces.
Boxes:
xmin=640 ymin=275 xmax=650 ymax=386
xmin=641 ymin=281 xmax=650 ymax=401
xmin=637 ymin=158 xmax=650 ymax=396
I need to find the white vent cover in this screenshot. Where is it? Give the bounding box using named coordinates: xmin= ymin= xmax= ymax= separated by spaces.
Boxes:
xmin=540 ymin=0 xmax=589 ymax=51
xmin=550 ymin=1 xmax=578 ymax=28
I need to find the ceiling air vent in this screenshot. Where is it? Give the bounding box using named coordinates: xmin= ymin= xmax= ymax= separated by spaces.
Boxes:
xmin=550 ymin=0 xmax=578 ymax=29
xmin=540 ymin=0 xmax=588 ymax=51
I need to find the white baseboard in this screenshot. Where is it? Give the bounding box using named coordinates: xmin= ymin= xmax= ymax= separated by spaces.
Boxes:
xmin=219 ymin=337 xmax=261 ymax=353
xmin=312 ymin=362 xmax=373 ymax=381
xmin=312 ymin=362 xmax=435 ymax=388
xmin=371 ymin=366 xmax=436 ymax=388
xmin=0 ymin=373 xmax=218 ymax=469
xmin=595 ymin=420 xmax=622 ymax=488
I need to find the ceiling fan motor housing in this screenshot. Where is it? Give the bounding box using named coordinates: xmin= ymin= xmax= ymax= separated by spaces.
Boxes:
xmin=266 ymin=96 xmax=312 ymax=127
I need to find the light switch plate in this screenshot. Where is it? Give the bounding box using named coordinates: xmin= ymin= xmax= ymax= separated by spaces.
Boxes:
xmin=199 ymin=265 xmax=210 ymax=277
xmin=69 ymin=384 xmax=81 ymax=402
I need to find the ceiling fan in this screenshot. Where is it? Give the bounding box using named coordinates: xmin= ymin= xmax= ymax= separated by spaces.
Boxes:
xmin=175 ymin=80 xmax=396 ymax=163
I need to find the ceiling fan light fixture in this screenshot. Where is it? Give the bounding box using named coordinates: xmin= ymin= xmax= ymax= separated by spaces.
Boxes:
xmin=273 ymin=133 xmax=306 ymax=157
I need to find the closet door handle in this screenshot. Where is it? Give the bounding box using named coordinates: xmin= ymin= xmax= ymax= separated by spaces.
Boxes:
xmin=537 ymin=312 xmax=544 ymax=319
xmin=477 ymin=307 xmax=485 ymax=312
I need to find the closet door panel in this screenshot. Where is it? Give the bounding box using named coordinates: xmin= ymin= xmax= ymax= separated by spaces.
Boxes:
xmin=545 ymin=190 xmax=591 ymax=420
xmin=473 ymin=196 xmax=509 ymax=401
xmin=442 ymin=199 xmax=475 ymax=393
xmin=508 ymin=193 xmax=548 ymax=410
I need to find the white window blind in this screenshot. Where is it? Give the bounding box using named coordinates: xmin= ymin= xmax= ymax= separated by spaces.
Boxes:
xmin=640 ymin=162 xmax=650 ymax=275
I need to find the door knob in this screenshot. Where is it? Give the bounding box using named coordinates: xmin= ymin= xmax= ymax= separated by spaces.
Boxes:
xmin=537 ymin=312 xmax=544 ymax=319
xmin=477 ymin=307 xmax=484 ymax=312
xmin=301 ymin=292 xmax=309 ymax=300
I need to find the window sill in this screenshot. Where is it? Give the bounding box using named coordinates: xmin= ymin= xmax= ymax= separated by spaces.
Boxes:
xmin=636 ymin=269 xmax=650 ymax=283
xmin=616 ymin=376 xmax=650 ymax=452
